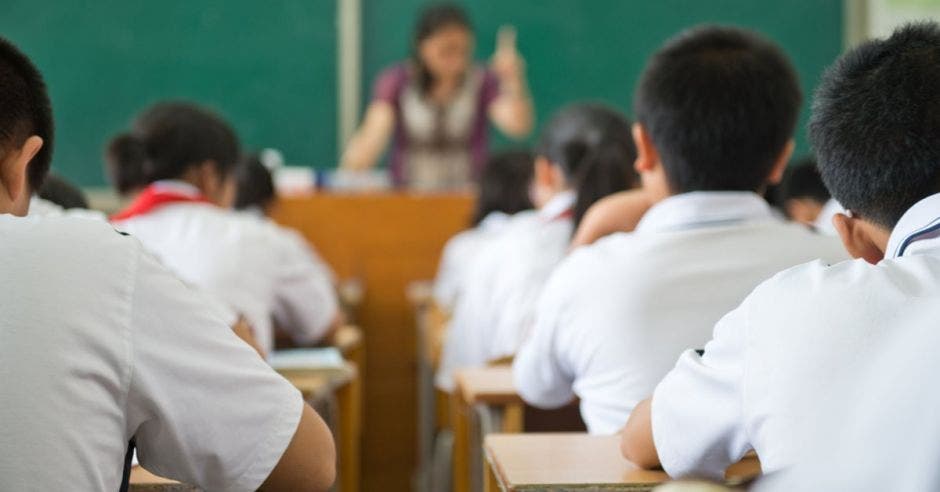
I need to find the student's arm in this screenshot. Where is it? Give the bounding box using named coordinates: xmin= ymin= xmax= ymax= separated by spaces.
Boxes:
xmin=126 ymin=250 xmax=336 ymax=491
xmin=339 ymin=101 xmax=395 ymax=171
xmin=488 ymin=26 xmax=534 ymax=138
xmin=231 ymin=315 xmax=266 ymax=358
xmin=272 ymin=231 xmax=342 ymax=345
xmin=512 ymin=260 xmax=578 ymax=408
xmin=620 ymin=398 xmax=659 ymax=468
xmin=260 ymin=404 xmax=336 ymax=491
xmin=625 ymin=305 xmax=752 ymax=480
xmin=571 ymin=189 xmax=652 ymax=249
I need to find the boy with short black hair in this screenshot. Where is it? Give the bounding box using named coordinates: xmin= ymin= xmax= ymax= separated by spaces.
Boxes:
xmin=513 ymin=25 xmax=845 ymax=434
xmin=0 ymin=36 xmax=335 ymax=491
xmin=622 ymin=22 xmax=940 ymax=480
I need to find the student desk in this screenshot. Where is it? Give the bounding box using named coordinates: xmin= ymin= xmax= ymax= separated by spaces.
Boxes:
xmin=411 ymin=280 xmax=456 ymax=491
xmin=483 ymin=434 xmax=762 ymax=492
xmin=272 ymin=192 xmax=474 ymax=491
xmin=453 ymin=365 xmax=524 ymax=492
xmin=328 ymin=323 xmax=366 ymax=492
xmin=277 ymin=362 xmax=360 ymax=492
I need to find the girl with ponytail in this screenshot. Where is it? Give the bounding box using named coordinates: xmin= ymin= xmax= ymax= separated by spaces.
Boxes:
xmin=436 ymin=103 xmax=639 ymax=390
xmin=109 ymin=102 xmax=342 ymax=356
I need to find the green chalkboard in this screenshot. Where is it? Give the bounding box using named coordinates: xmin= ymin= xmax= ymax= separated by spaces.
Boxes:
xmin=0 ymin=0 xmax=336 ymax=186
xmin=362 ymin=0 xmax=844 ymax=162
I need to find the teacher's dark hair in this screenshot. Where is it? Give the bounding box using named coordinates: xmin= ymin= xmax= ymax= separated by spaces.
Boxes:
xmin=537 ymin=103 xmax=639 ymax=229
xmin=106 ymin=101 xmax=240 ymax=190
xmin=412 ymin=2 xmax=472 ymax=94
xmin=472 ymin=149 xmax=534 ymax=226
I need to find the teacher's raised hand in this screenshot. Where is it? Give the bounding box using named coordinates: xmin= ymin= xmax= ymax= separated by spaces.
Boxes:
xmin=488 ymin=25 xmax=533 ymax=138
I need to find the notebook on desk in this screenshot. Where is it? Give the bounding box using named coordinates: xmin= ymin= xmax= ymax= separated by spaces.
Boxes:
xmin=269 ymin=347 xmax=345 ymax=371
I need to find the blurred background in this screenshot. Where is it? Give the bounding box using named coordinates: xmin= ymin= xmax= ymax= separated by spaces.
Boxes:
xmin=4 ymin=0 xmax=935 ymax=192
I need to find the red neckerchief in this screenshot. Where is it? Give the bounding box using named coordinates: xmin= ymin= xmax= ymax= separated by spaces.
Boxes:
xmin=550 ymin=209 xmax=574 ymax=222
xmin=111 ymin=184 xmax=211 ymax=221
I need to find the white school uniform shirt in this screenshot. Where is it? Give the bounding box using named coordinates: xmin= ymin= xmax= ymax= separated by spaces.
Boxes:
xmin=28 ymin=195 xmax=107 ymax=221
xmin=0 ymin=214 xmax=303 ymax=491
xmin=433 ymin=211 xmax=512 ymax=311
xmin=755 ymin=303 xmax=940 ymax=492
xmin=650 ymin=192 xmax=940 ymax=480
xmin=113 ymin=181 xmax=339 ymax=355
xmin=813 ymin=197 xmax=844 ymax=235
xmin=436 ymin=192 xmax=574 ymax=391
xmin=513 ymin=192 xmax=847 ymax=434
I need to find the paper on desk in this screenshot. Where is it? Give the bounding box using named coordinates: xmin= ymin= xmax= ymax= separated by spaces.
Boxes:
xmin=269 ymin=347 xmax=345 ymax=371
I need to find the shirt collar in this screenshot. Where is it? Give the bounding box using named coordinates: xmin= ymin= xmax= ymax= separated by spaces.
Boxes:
xmin=479 ymin=211 xmax=510 ymax=230
xmin=151 ymin=180 xmax=203 ymax=198
xmin=636 ymin=191 xmax=776 ymax=233
xmin=885 ymin=192 xmax=940 ymax=259
xmin=538 ymin=190 xmax=576 ymax=222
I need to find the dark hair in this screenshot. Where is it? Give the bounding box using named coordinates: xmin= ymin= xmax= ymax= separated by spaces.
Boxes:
xmin=105 ymin=101 xmax=240 ymax=190
xmin=412 ymin=2 xmax=472 ymax=94
xmin=634 ymin=25 xmax=801 ymax=194
xmin=234 ymin=153 xmax=276 ymax=212
xmin=472 ymin=149 xmax=534 ymax=225
xmin=537 ymin=103 xmax=639 ymax=229
xmin=810 ymin=22 xmax=940 ymax=228
xmin=776 ymin=157 xmax=830 ymax=205
xmin=0 ymin=36 xmax=54 ymax=192
xmin=38 ymin=173 xmax=89 ymax=209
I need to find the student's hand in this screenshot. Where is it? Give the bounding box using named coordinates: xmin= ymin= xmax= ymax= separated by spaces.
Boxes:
xmin=231 ymin=316 xmax=266 ymax=359
xmin=490 ymin=26 xmax=526 ymax=86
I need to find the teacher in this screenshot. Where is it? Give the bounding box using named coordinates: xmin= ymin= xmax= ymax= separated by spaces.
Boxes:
xmin=340 ymin=3 xmax=534 ymax=190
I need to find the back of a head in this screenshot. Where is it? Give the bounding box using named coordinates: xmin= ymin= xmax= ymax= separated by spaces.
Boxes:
xmin=537 ymin=103 xmax=639 ymax=228
xmin=777 ymin=158 xmax=831 ymax=204
xmin=473 ymin=149 xmax=534 ymax=225
xmin=811 ymin=22 xmax=940 ymax=229
xmin=105 ymin=101 xmax=240 ymax=192
xmin=0 ymin=36 xmax=54 ymax=192
xmin=234 ymin=153 xmax=276 ymax=212
xmin=38 ymin=173 xmax=89 ymax=209
xmin=634 ymin=25 xmax=801 ymax=194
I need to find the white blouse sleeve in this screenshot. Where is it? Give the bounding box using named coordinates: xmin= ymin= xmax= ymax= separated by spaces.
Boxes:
xmin=271 ymin=230 xmax=339 ymax=345
xmin=650 ymin=302 xmax=752 ymax=480
xmin=512 ymin=265 xmax=576 ymax=409
xmin=125 ymin=249 xmax=305 ymax=492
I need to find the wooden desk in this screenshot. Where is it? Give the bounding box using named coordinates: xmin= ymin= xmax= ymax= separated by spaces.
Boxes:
xmin=484 ymin=434 xmax=762 ymax=492
xmin=272 ymin=192 xmax=474 ymax=491
xmin=453 ymin=366 xmax=525 ymax=492
xmin=278 ymin=362 xmax=360 ymax=492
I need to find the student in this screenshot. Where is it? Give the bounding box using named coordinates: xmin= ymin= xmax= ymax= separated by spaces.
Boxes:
xmin=436 ymin=103 xmax=638 ymax=390
xmin=110 ymin=103 xmax=342 ymax=355
xmin=433 ymin=149 xmax=534 ymax=311
xmin=28 ymin=172 xmax=107 ymax=220
xmin=0 ymin=36 xmax=334 ymax=491
xmin=512 ymin=26 xmax=846 ymax=434
xmin=621 ymin=22 xmax=940 ymax=480
xmin=233 ymin=153 xmax=340 ymax=326
xmin=775 ymin=157 xmax=831 ymax=224
xmin=233 ymin=152 xmax=278 ymax=214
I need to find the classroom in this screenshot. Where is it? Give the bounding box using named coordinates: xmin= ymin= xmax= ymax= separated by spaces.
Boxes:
xmin=2 ymin=0 xmax=940 ymax=491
